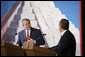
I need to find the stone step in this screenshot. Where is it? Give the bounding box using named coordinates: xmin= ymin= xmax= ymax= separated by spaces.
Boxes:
xmin=9 ymin=21 xmax=19 ymax=28
xmin=7 ymin=27 xmax=25 ymax=34
xmin=7 ymin=34 xmax=15 ymax=43
xmin=12 ymin=14 xmax=21 ymax=21
xmin=24 ymin=1 xmax=31 ymax=6
xmin=21 ymin=14 xmax=35 ymax=20
xmin=22 ymin=7 xmax=33 ymax=14
xmin=12 ymin=13 xmax=36 ymax=22
xmin=23 ymin=6 xmax=32 ymax=9
xmin=9 ymin=20 xmax=23 ymax=28
xmin=17 ymin=6 xmax=24 ymax=14
xmin=7 ymin=28 xmax=18 ymax=35
xmin=30 ymin=20 xmax=39 ymax=27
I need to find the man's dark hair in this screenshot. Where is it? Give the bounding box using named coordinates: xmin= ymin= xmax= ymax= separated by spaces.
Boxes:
xmin=22 ymin=18 xmax=30 ymax=23
xmin=59 ymin=19 xmax=69 ymax=30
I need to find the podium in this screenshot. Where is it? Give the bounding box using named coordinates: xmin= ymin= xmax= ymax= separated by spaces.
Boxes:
xmin=1 ymin=41 xmax=57 ymax=56
xmin=25 ymin=45 xmax=57 ymax=56
xmin=1 ymin=41 xmax=25 ymax=56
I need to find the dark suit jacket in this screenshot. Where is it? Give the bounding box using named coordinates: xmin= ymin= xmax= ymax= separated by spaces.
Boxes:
xmin=17 ymin=27 xmax=45 ymax=46
xmin=50 ymin=30 xmax=76 ymax=56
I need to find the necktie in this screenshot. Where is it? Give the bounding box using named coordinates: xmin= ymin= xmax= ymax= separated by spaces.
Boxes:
xmin=27 ymin=30 xmax=29 ymax=41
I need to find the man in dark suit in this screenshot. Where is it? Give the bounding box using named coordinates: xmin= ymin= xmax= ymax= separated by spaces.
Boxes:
xmin=49 ymin=19 xmax=76 ymax=56
xmin=17 ymin=18 xmax=45 ymax=47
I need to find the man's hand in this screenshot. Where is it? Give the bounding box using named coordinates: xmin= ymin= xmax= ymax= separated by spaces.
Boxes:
xmin=22 ymin=39 xmax=35 ymax=49
xmin=28 ymin=39 xmax=35 ymax=49
xmin=30 ymin=39 xmax=36 ymax=44
xmin=22 ymin=41 xmax=29 ymax=49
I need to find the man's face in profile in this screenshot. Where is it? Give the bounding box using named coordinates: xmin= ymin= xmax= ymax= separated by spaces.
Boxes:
xmin=59 ymin=25 xmax=63 ymax=33
xmin=59 ymin=26 xmax=62 ymax=32
xmin=23 ymin=20 xmax=31 ymax=30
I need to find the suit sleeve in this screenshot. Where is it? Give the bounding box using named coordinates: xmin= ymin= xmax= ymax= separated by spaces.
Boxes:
xmin=17 ymin=32 xmax=22 ymax=47
xmin=50 ymin=36 xmax=70 ymax=53
xmin=36 ymin=30 xmax=45 ymax=46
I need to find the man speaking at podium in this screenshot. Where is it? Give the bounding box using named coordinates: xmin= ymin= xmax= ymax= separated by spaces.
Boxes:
xmin=17 ymin=18 xmax=45 ymax=47
xmin=49 ymin=19 xmax=76 ymax=56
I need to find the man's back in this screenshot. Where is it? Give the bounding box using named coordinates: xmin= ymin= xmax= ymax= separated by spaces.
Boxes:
xmin=50 ymin=30 xmax=76 ymax=56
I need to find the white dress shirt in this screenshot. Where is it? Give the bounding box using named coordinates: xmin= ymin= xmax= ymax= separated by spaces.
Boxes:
xmin=25 ymin=29 xmax=31 ymax=38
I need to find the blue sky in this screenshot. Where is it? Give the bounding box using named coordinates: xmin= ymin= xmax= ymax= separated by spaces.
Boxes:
xmin=1 ymin=1 xmax=16 ymax=18
xmin=54 ymin=1 xmax=80 ymax=29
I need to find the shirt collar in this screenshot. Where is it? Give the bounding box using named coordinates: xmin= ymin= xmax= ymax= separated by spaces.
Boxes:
xmin=61 ymin=30 xmax=67 ymax=36
xmin=25 ymin=27 xmax=32 ymax=32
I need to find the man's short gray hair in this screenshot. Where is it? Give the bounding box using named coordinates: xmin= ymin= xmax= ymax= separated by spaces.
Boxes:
xmin=22 ymin=18 xmax=30 ymax=23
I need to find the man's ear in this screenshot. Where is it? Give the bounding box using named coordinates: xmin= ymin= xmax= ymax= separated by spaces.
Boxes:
xmin=59 ymin=27 xmax=64 ymax=32
xmin=61 ymin=28 xmax=64 ymax=32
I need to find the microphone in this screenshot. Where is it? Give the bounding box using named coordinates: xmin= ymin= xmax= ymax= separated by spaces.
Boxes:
xmin=36 ymin=34 xmax=46 ymax=40
xmin=14 ymin=33 xmax=17 ymax=35
xmin=43 ymin=34 xmax=46 ymax=36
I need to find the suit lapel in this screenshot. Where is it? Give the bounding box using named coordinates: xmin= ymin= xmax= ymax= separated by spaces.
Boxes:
xmin=23 ymin=29 xmax=26 ymax=41
xmin=30 ymin=28 xmax=35 ymax=40
xmin=30 ymin=28 xmax=33 ymax=38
